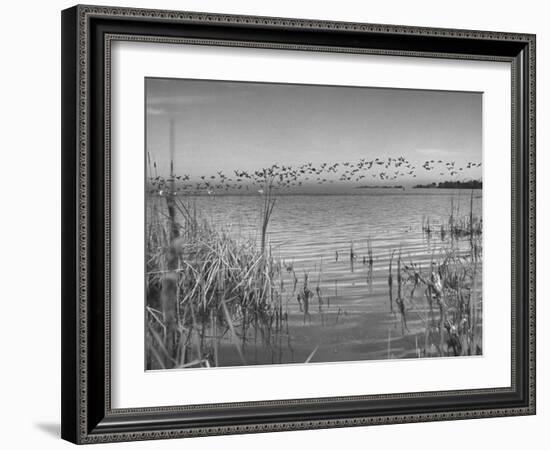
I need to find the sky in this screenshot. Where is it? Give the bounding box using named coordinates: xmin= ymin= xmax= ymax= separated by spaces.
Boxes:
xmin=145 ymin=77 xmax=482 ymax=193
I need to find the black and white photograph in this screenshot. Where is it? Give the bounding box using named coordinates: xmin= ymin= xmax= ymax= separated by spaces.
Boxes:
xmin=145 ymin=78 xmax=483 ymax=370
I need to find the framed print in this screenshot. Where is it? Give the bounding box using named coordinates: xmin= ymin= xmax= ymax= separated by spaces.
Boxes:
xmin=61 ymin=5 xmax=536 ymax=444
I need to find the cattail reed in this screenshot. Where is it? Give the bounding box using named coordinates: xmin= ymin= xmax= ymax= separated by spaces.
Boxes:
xmin=395 ymin=250 xmax=408 ymax=334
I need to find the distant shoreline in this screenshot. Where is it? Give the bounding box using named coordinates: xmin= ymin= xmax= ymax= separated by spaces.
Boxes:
xmin=413 ymin=180 xmax=482 ymax=189
xmin=355 ymin=185 xmax=404 ymax=190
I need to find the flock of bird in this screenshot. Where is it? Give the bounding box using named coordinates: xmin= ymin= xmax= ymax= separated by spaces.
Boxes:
xmin=147 ymin=156 xmax=482 ymax=194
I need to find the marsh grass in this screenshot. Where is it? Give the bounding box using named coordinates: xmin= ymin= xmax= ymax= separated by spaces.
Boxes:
xmin=423 ymin=191 xmax=482 ymax=241
xmin=399 ymin=247 xmax=482 ymax=357
xmin=148 ymin=209 xmax=273 ymax=368
xmin=389 ymin=196 xmax=483 ymax=357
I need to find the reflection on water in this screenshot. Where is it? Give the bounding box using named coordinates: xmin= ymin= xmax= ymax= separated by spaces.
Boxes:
xmin=147 ymin=189 xmax=482 ymax=367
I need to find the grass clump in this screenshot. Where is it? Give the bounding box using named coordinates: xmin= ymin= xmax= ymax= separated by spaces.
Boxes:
xmin=146 ymin=196 xmax=289 ymax=370
xmin=388 ymin=195 xmax=483 ymax=358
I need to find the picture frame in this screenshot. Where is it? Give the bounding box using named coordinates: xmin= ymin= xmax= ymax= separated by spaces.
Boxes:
xmin=61 ymin=4 xmax=536 ymax=444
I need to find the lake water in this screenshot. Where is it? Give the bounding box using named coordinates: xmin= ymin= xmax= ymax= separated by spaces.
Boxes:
xmin=148 ymin=188 xmax=483 ymax=366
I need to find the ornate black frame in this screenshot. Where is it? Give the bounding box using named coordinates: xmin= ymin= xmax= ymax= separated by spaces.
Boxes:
xmin=61 ymin=4 xmax=536 ymax=444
